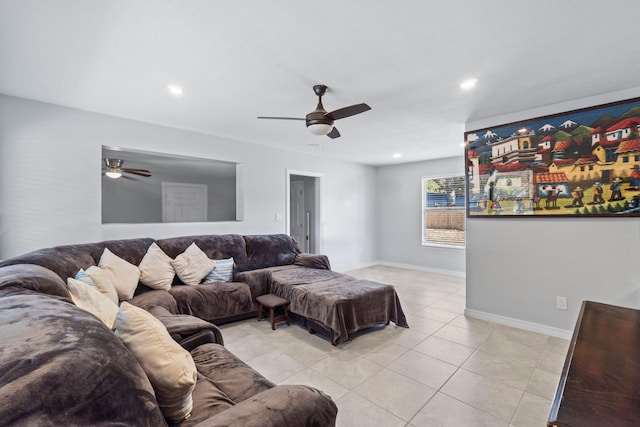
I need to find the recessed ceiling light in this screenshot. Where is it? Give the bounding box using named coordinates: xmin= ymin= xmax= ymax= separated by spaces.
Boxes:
xmin=167 ymin=85 xmax=184 ymax=96
xmin=393 ymin=153 xmax=402 ymax=159
xmin=460 ymin=78 xmax=478 ymax=90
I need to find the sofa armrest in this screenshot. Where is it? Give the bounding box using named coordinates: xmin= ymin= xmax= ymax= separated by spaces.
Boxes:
xmin=196 ymin=385 xmax=337 ymax=427
xmin=180 ymin=330 xmax=219 ymax=352
xmin=294 ymin=253 xmax=331 ymax=270
xmin=148 ymin=305 xmax=224 ymax=346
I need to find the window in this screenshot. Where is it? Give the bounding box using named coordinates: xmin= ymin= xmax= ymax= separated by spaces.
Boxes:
xmin=422 ymin=175 xmax=465 ymax=247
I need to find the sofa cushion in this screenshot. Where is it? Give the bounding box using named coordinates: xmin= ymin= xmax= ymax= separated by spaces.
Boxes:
xmin=0 ymin=294 xmax=166 ymax=426
xmin=178 ymin=373 xmax=235 ymax=425
xmin=115 ymin=302 xmax=198 ymax=422
xmin=85 ymin=265 xmax=119 ymax=305
xmin=139 ymin=242 xmax=175 ymax=291
xmin=171 ymin=243 xmax=216 ymax=286
xmin=66 ymin=277 xmax=119 ymax=329
xmin=190 ymin=343 xmax=274 ymax=403
xmin=128 ymin=289 xmax=180 ymax=314
xmin=203 ymin=257 xmax=234 ymax=283
xmin=99 ymin=248 xmax=141 ymax=301
xmin=168 ymin=282 xmax=255 ymax=322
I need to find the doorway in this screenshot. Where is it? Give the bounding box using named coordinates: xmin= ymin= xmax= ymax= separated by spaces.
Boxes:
xmin=287 ymin=170 xmax=322 ymax=254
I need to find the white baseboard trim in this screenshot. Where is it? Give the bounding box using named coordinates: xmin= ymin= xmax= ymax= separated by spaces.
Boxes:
xmin=465 ymin=308 xmax=572 ymax=340
xmin=337 ymin=260 xmax=465 ymax=278
xmin=376 ymin=260 xmax=465 ymax=278
xmin=335 ymin=261 xmax=466 ymax=277
xmin=334 ymin=261 xmax=380 ymax=273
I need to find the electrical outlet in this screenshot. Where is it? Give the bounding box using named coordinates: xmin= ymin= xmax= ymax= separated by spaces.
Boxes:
xmin=556 ymin=296 xmax=568 ymax=310
xmin=275 ymin=212 xmax=283 ymax=222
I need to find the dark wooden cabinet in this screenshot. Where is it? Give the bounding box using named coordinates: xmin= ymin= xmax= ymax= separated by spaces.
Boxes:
xmin=548 ymin=301 xmax=640 ymax=426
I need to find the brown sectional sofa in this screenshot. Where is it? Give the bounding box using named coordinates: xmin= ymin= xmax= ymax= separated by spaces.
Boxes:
xmin=0 ymin=234 xmax=337 ymax=426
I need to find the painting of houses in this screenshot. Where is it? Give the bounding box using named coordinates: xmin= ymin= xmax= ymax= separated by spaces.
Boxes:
xmin=465 ymin=97 xmax=640 ymax=217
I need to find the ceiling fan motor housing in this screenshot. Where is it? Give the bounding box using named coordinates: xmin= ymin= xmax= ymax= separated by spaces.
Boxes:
xmin=105 ymin=158 xmax=123 ymax=169
xmin=306 ymin=85 xmax=334 ymax=130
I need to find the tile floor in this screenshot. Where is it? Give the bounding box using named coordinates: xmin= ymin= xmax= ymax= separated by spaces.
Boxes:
xmin=217 ymin=265 xmax=569 ymax=427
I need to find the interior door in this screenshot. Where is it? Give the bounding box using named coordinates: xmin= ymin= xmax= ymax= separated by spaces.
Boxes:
xmin=162 ymin=182 xmax=207 ymax=222
xmin=290 ymin=180 xmax=306 ymax=251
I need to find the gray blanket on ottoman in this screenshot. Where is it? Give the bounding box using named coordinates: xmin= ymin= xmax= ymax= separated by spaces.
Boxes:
xmin=270 ymin=268 xmax=408 ymax=345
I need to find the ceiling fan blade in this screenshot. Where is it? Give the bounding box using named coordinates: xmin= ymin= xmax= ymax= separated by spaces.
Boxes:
xmin=257 ymin=116 xmax=305 ymax=121
xmin=325 ymin=103 xmax=371 ymax=121
xmin=327 ymin=127 xmax=341 ymax=139
xmin=122 ymin=168 xmax=152 ymax=177
xmin=122 ymin=168 xmax=150 ymax=173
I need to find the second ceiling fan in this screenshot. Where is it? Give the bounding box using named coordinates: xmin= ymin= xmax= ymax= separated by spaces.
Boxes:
xmin=103 ymin=158 xmax=151 ymax=179
xmin=258 ymin=84 xmax=371 ymax=139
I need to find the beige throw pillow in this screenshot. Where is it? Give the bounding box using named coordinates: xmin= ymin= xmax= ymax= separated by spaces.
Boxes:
xmin=66 ymin=277 xmax=119 ymax=329
xmin=170 ymin=243 xmax=215 ymax=286
xmin=99 ymin=248 xmax=141 ymax=301
xmin=138 ymin=243 xmax=175 ymax=291
xmin=85 ymin=265 xmax=119 ymax=305
xmin=115 ymin=302 xmax=197 ymax=422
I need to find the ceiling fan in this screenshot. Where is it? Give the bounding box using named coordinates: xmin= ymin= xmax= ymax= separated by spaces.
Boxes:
xmin=102 ymin=158 xmax=151 ymax=179
xmin=258 ymin=84 xmax=371 ymax=139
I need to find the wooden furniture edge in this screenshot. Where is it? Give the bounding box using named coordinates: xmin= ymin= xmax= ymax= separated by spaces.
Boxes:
xmin=547 ymin=300 xmax=589 ymax=427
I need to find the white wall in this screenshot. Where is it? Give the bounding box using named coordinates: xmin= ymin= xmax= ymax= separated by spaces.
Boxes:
xmin=0 ymin=95 xmax=377 ymax=270
xmin=465 ymin=88 xmax=640 ymax=335
xmin=376 ymin=157 xmax=465 ymax=275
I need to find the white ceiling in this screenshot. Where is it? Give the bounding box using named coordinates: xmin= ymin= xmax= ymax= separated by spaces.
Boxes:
xmin=2 ymin=0 xmax=640 ymax=166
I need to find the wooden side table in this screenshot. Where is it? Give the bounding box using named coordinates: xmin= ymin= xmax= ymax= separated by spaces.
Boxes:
xmin=256 ymin=294 xmax=290 ymax=330
xmin=548 ymin=301 xmax=640 ymax=426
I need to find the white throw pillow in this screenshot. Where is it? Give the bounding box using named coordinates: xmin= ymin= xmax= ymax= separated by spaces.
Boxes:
xmin=98 ymin=248 xmax=141 ymax=301
xmin=85 ymin=265 xmax=119 ymax=305
xmin=203 ymin=257 xmax=234 ymax=283
xmin=115 ymin=302 xmax=197 ymax=422
xmin=138 ymin=243 xmax=175 ymax=291
xmin=66 ymin=277 xmax=119 ymax=329
xmin=170 ymin=243 xmax=215 ymax=286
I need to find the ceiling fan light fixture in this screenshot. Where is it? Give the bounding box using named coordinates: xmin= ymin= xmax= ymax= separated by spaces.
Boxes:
xmin=460 ymin=78 xmax=478 ymax=90
xmin=105 ymin=170 xmax=122 ymax=179
xmin=307 ymin=122 xmax=334 ymax=136
xmin=167 ymin=84 xmax=184 ymax=96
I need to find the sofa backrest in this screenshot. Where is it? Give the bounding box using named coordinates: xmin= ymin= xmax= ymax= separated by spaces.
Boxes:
xmin=156 ymin=234 xmax=248 ymax=264
xmin=0 ymin=234 xmax=303 ymax=287
xmin=237 ymin=234 xmax=301 ymax=272
xmin=0 ymin=264 xmax=72 ymax=301
xmin=0 ymin=238 xmax=155 ymax=282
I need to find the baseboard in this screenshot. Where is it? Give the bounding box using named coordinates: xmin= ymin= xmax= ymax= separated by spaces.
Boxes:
xmin=334 ymin=261 xmax=380 ymax=273
xmin=337 ymin=260 xmax=465 ymax=278
xmin=465 ymin=308 xmax=572 ymax=340
xmin=375 ymin=261 xmax=465 ymax=278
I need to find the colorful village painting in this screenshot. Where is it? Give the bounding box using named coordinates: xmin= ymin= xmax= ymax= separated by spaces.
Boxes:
xmin=465 ymin=97 xmax=640 ymax=217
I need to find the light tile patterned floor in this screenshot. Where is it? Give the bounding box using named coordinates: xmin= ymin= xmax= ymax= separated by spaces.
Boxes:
xmin=218 ymin=265 xmax=569 ymax=427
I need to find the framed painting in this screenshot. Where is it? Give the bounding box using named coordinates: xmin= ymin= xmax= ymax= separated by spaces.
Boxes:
xmin=465 ymin=97 xmax=640 ymax=217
